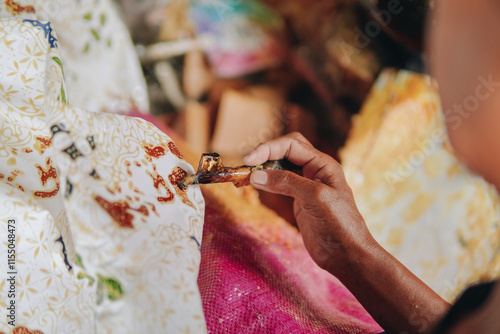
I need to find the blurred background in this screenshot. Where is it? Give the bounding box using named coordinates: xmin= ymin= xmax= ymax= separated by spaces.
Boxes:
xmin=118 ymin=0 xmax=429 ymax=155
xmin=115 ymin=0 xmax=430 ymax=223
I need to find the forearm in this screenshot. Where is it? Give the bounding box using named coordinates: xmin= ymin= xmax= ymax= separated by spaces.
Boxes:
xmin=244 ymin=134 xmax=451 ymax=332
xmin=328 ymin=238 xmax=450 ymax=334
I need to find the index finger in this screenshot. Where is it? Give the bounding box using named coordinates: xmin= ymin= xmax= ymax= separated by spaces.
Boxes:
xmin=243 ymin=132 xmax=313 ymax=165
xmin=243 ymin=132 xmax=341 ymax=186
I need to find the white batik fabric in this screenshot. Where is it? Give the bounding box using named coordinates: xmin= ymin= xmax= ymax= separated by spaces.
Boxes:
xmin=0 ymin=7 xmax=207 ymax=334
xmin=0 ymin=0 xmax=149 ymax=114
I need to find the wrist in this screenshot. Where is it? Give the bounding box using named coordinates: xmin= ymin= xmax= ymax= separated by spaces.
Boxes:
xmin=324 ymin=233 xmax=381 ymax=281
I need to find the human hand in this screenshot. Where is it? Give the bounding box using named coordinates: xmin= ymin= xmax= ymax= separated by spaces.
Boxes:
xmin=244 ymin=132 xmax=376 ymax=274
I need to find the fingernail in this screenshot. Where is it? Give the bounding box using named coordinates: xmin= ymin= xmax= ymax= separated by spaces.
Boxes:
xmin=252 ymin=170 xmax=268 ymax=185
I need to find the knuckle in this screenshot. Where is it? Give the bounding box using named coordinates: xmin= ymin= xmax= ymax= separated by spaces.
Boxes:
xmin=318 ymin=152 xmax=339 ymax=167
xmin=312 ymin=184 xmax=332 ymax=202
xmin=278 ymin=171 xmax=293 ymax=187
xmin=290 ymin=131 xmax=309 ymax=144
xmin=273 ymin=171 xmax=300 ymax=196
xmin=324 ymin=159 xmax=346 ymax=180
xmin=293 ymin=138 xmax=312 ymax=154
xmin=266 ymin=169 xmax=284 ymax=186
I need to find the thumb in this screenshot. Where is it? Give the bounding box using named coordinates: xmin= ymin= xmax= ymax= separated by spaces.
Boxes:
xmin=250 ymin=169 xmax=318 ymax=199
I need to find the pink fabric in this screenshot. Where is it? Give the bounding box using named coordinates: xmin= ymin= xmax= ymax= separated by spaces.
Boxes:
xmin=198 ymin=207 xmax=383 ymax=334
xmin=128 ymin=111 xmax=382 ymax=333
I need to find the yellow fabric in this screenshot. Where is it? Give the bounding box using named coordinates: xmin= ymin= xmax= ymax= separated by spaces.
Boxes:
xmin=341 ymin=69 xmax=500 ymax=302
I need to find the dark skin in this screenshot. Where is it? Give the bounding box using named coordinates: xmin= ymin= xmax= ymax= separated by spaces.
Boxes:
xmin=426 ymin=1 xmax=500 ymax=333
xmin=244 ymin=1 xmax=500 ymax=333
xmin=244 ymin=132 xmax=449 ymax=334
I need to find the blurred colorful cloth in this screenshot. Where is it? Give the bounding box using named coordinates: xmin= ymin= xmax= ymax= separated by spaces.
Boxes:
xmin=341 ymin=69 xmax=500 ymax=302
xmin=189 ymin=0 xmax=286 ymax=77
